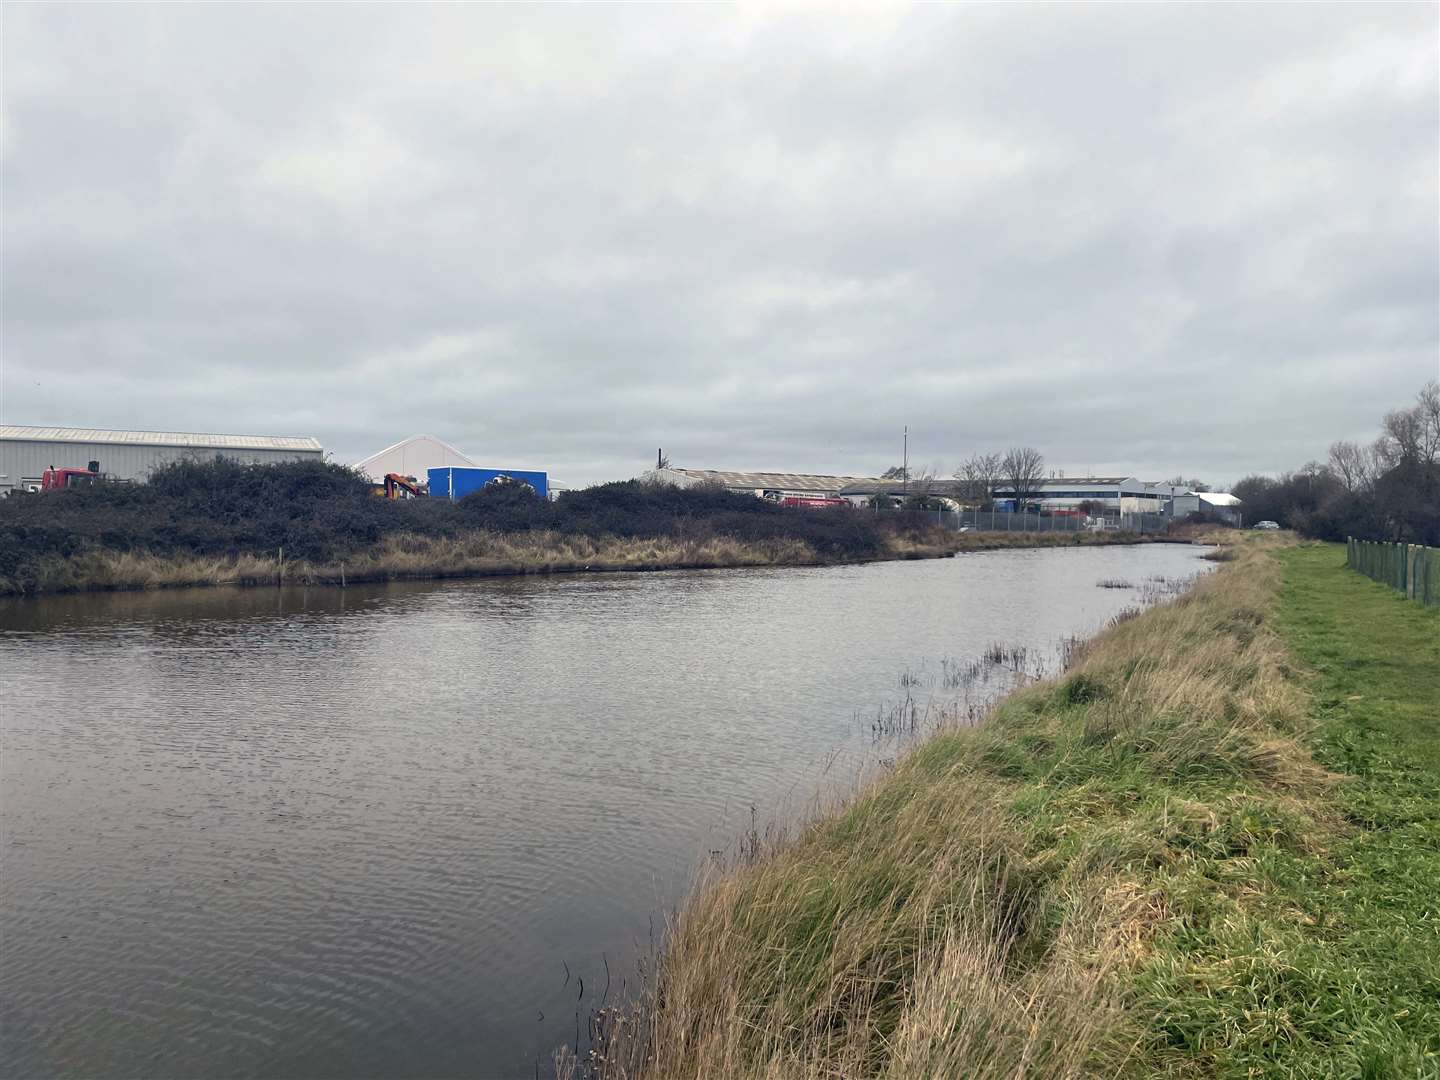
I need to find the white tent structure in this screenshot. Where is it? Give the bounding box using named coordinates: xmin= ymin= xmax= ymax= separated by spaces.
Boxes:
xmin=353 ymin=435 xmax=477 ymax=483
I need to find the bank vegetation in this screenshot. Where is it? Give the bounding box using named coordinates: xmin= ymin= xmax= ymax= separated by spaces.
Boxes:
xmin=0 ymin=459 xmax=1172 ymax=596
xmin=563 ymin=534 xmax=1438 ymax=1078
xmin=1234 ymin=379 xmax=1439 ymax=545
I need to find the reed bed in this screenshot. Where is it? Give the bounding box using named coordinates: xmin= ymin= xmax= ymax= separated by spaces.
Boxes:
xmin=566 ymin=534 xmax=1341 ymax=1079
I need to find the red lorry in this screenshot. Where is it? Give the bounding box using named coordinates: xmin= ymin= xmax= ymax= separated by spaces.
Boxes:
xmin=40 ymin=463 xmax=106 ymax=491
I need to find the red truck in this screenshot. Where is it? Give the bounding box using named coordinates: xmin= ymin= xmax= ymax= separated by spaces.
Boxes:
xmin=41 ymin=463 xmax=106 ymax=491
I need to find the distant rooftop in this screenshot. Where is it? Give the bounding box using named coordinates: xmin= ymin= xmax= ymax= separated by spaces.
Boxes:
xmin=1 ymin=425 xmax=322 ymax=453
xmin=661 ymin=467 xmax=880 ymax=492
xmin=839 ymin=479 xmax=966 ymax=496
xmin=992 ymin=476 xmax=1139 ymax=490
xmin=354 ymin=434 xmax=475 ymax=471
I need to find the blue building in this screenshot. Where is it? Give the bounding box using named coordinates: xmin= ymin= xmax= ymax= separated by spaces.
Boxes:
xmin=429 ymin=466 xmax=549 ymax=500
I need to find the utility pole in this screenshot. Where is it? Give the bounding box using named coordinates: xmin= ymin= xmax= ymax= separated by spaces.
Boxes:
xmin=903 ymin=425 xmax=909 ymax=497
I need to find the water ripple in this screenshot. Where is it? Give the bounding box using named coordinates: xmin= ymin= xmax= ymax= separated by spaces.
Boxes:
xmin=1 ymin=546 xmax=1211 ymax=1078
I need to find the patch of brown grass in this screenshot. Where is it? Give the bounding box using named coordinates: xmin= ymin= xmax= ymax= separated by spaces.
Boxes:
xmin=5 ymin=527 xmax=970 ymax=596
xmin=8 ymin=531 xmax=827 ymax=595
xmin=5 ymin=521 xmax=1213 ymax=598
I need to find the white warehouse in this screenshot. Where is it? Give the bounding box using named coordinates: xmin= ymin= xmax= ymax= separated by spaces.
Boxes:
xmin=353 ymin=434 xmax=478 ymax=483
xmin=0 ymin=426 xmax=323 ymax=498
xmin=990 ymin=476 xmax=1171 ymax=513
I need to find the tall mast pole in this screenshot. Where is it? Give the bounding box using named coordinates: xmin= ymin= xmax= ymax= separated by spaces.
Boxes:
xmin=903 ymin=426 xmax=909 ymax=496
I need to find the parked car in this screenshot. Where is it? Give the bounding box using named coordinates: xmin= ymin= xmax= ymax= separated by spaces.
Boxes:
xmin=1253 ymin=520 xmax=1281 ymax=530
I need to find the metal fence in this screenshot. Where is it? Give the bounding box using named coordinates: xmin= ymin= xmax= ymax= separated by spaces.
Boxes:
xmin=872 ymin=507 xmax=1171 ymax=535
xmin=1346 ymin=538 xmax=1438 ymax=607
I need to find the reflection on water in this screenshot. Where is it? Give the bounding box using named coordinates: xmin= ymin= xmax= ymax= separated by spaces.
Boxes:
xmin=1 ymin=546 xmax=1210 ymax=1079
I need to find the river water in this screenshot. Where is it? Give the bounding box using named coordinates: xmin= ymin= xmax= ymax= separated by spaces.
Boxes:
xmin=1 ymin=544 xmax=1210 ymax=1079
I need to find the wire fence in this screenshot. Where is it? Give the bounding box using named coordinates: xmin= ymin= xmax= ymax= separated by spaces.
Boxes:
xmin=871 ymin=507 xmax=1171 ymax=534
xmin=1346 ymin=537 xmax=1438 ymax=607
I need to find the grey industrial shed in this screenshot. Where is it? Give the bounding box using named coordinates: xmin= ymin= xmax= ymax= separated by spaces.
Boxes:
xmin=0 ymin=426 xmax=324 ymax=497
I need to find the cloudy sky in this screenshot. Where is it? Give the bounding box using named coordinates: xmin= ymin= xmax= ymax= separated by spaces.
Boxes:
xmin=3 ymin=4 xmax=1436 ymax=487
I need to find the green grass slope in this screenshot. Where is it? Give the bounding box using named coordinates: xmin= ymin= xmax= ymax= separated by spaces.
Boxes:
xmin=578 ymin=539 xmax=1439 ymax=1080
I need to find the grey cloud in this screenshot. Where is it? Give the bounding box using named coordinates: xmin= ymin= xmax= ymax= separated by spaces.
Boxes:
xmin=3 ymin=3 xmax=1436 ymax=488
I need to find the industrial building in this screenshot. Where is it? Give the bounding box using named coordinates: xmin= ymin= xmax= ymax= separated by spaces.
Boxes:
xmin=644 ymin=466 xmax=880 ymax=499
xmin=643 ymin=464 xmax=1241 ymax=524
xmin=356 ymin=435 xmax=567 ymax=499
xmin=990 ymin=476 xmax=1172 ymax=513
xmin=1169 ymin=490 xmax=1243 ymax=525
xmin=837 ymin=479 xmax=968 ymax=506
xmin=354 ymin=434 xmax=478 ymax=484
xmin=0 ymin=425 xmax=323 ymax=498
xmin=430 ymin=466 xmax=549 ymax=500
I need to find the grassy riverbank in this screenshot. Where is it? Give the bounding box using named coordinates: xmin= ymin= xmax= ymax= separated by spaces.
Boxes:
xmin=574 ymin=536 xmax=1439 ymax=1078
xmin=0 ymin=525 xmax=1180 ymax=596
xmin=0 ymin=458 xmax=1182 ymax=596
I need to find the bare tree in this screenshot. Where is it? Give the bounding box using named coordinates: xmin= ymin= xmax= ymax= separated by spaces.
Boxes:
xmin=1000 ymin=446 xmax=1046 ymax=509
xmin=953 ymin=452 xmax=1002 ymax=505
xmin=1326 ymin=440 xmax=1378 ymax=494
xmin=1376 ymin=382 xmax=1440 ymax=469
xmin=1378 ymin=408 xmax=1420 ymax=468
xmin=979 ymin=452 xmax=1002 ymax=505
xmin=954 ymin=456 xmax=984 ymax=503
xmin=1418 ymin=380 xmax=1440 ymax=465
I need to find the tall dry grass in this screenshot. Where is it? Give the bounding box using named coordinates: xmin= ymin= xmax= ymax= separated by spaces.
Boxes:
xmin=4 ymin=521 xmax=1192 ymax=597
xmin=11 ymin=530 xmax=834 ymax=595
xmin=567 ymin=534 xmax=1320 ymax=1080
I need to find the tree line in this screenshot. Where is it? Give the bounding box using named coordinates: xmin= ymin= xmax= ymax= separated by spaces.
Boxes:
xmin=1233 ymin=381 xmax=1439 ymax=545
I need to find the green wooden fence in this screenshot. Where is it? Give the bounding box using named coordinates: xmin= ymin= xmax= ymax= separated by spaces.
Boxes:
xmin=1346 ymin=538 xmax=1439 ymax=607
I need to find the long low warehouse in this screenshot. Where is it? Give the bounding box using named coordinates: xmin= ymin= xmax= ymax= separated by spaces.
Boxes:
xmin=0 ymin=425 xmax=323 ymax=497
xmin=643 ymin=466 xmax=880 ymax=499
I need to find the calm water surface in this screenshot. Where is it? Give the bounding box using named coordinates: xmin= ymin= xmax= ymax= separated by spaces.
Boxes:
xmin=1 ymin=545 xmax=1211 ymax=1078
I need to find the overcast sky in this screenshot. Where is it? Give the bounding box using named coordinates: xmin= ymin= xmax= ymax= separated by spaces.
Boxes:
xmin=3 ymin=4 xmax=1437 ymax=487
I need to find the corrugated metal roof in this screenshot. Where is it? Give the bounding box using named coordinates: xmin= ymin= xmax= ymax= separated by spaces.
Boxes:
xmin=0 ymin=425 xmax=322 ymax=452
xmin=839 ymin=479 xmax=966 ymax=496
xmin=670 ymin=467 xmax=880 ymax=492
xmin=992 ymin=477 xmax=1138 ymax=490
xmin=1041 ymin=476 xmax=1134 ymax=486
